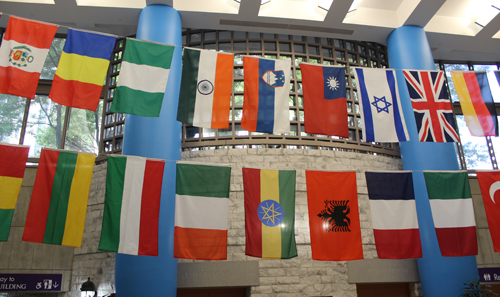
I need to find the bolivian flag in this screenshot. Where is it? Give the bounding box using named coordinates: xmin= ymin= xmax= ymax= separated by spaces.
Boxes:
xmin=0 ymin=143 xmax=29 ymax=241
xmin=22 ymin=148 xmax=95 ymax=247
xmin=243 ymin=168 xmax=297 ymax=259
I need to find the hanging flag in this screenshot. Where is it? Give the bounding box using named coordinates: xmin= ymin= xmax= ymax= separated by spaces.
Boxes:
xmin=174 ymin=162 xmax=231 ymax=260
xmin=0 ymin=143 xmax=29 ymax=241
xmin=365 ymin=171 xmax=422 ymax=259
xmin=353 ymin=67 xmax=409 ymax=142
xmin=243 ymin=167 xmax=297 ymax=259
xmin=301 ymin=63 xmax=348 ymax=138
xmin=49 ymin=29 xmax=117 ymax=111
xmin=451 ymin=71 xmax=498 ymax=137
xmin=306 ymin=170 xmax=363 ymax=261
xmin=424 ymin=171 xmax=477 ymax=257
xmin=0 ymin=16 xmax=58 ymax=99
xmin=110 ymin=38 xmax=175 ymax=117
xmin=241 ymin=56 xmax=291 ymax=134
xmin=477 ymin=171 xmax=500 ymax=252
xmin=98 ymin=155 xmax=164 ymax=256
xmin=403 ymin=70 xmax=459 ymax=142
xmin=22 ymin=148 xmax=95 ymax=247
xmin=177 ymin=48 xmax=233 ymax=129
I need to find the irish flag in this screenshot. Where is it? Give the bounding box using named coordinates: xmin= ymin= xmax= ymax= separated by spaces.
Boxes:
xmin=99 ymin=155 xmax=164 ymax=256
xmin=22 ymin=148 xmax=95 ymax=247
xmin=243 ymin=168 xmax=297 ymax=259
xmin=424 ymin=171 xmax=478 ymax=257
xmin=0 ymin=143 xmax=29 ymax=241
xmin=177 ymin=48 xmax=233 ymax=129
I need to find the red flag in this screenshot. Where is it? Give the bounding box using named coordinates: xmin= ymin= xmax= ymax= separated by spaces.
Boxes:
xmin=301 ymin=63 xmax=348 ymax=138
xmin=306 ymin=170 xmax=363 ymax=261
xmin=477 ymin=171 xmax=500 ymax=252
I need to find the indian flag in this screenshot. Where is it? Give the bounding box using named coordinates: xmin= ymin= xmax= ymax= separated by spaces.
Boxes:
xmin=110 ymin=38 xmax=175 ymax=117
xmin=0 ymin=143 xmax=29 ymax=241
xmin=243 ymin=168 xmax=297 ymax=259
xmin=99 ymin=155 xmax=165 ymax=256
xmin=424 ymin=171 xmax=478 ymax=257
xmin=174 ymin=162 xmax=231 ymax=260
xmin=22 ymin=148 xmax=95 ymax=247
xmin=177 ymin=48 xmax=233 ymax=129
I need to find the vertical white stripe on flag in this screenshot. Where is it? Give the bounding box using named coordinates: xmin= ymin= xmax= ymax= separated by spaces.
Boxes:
xmin=430 ymin=198 xmax=476 ymax=228
xmin=369 ymin=199 xmax=419 ymax=230
xmin=193 ymin=50 xmax=217 ymax=128
xmin=273 ymin=58 xmax=291 ymax=134
xmin=0 ymin=40 xmax=50 ymax=72
xmin=118 ymin=156 xmax=146 ymax=255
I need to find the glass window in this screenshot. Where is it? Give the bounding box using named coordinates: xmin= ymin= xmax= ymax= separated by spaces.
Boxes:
xmin=264 ymin=42 xmax=277 ymax=51
xmin=280 ymin=43 xmax=291 ymax=52
xmin=219 ymin=31 xmax=231 ymax=40
xmin=40 ymin=37 xmax=65 ymax=79
xmin=248 ymin=32 xmax=260 ymax=39
xmin=294 ymin=44 xmax=306 ymax=54
xmin=0 ymin=95 xmax=26 ymax=144
xmin=64 ymin=102 xmax=103 ymax=154
xmin=202 ymin=128 xmax=216 ymax=138
xmin=233 ymin=42 xmax=247 ymax=51
xmin=336 ymin=51 xmax=345 ymax=61
xmin=248 ymin=41 xmax=262 ymax=51
xmin=263 ymin=33 xmax=275 ymax=39
xmin=190 ymin=33 xmax=201 ymax=43
xmin=308 ymin=46 xmax=319 ymax=55
xmin=218 ymin=42 xmax=231 ymax=52
xmin=322 ymin=48 xmax=333 ymax=58
xmin=204 ymin=32 xmax=216 ymax=41
xmin=456 ymin=115 xmax=492 ymax=169
xmin=234 ymin=31 xmax=246 ymax=39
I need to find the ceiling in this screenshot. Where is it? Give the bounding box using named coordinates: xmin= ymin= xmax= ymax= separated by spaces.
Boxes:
xmin=1 ymin=0 xmax=500 ymax=62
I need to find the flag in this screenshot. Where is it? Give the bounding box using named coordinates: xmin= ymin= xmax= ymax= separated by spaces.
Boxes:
xmin=424 ymin=171 xmax=477 ymax=257
xmin=177 ymin=48 xmax=233 ymax=129
xmin=243 ymin=167 xmax=297 ymax=259
xmin=174 ymin=162 xmax=231 ymax=260
xmin=451 ymin=71 xmax=498 ymax=137
xmin=22 ymin=148 xmax=95 ymax=247
xmin=403 ymin=70 xmax=459 ymax=142
xmin=241 ymin=56 xmax=291 ymax=134
xmin=353 ymin=67 xmax=409 ymax=142
xmin=306 ymin=170 xmax=363 ymax=261
xmin=301 ymin=63 xmax=348 ymax=138
xmin=49 ymin=29 xmax=117 ymax=111
xmin=99 ymin=155 xmax=164 ymax=256
xmin=477 ymin=171 xmax=500 ymax=252
xmin=365 ymin=171 xmax=422 ymax=259
xmin=0 ymin=16 xmax=58 ymax=99
xmin=110 ymin=38 xmax=175 ymax=117
xmin=0 ymin=143 xmax=29 ymax=241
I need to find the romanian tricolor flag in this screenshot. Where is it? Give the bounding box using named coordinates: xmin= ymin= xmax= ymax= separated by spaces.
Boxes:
xmin=243 ymin=168 xmax=297 ymax=259
xmin=49 ymin=29 xmax=116 ymax=111
xmin=451 ymin=71 xmax=498 ymax=136
xmin=0 ymin=143 xmax=29 ymax=241
xmin=22 ymin=148 xmax=95 ymax=247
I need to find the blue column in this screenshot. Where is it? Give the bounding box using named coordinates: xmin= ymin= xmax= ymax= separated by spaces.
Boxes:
xmin=386 ymin=25 xmax=478 ymax=297
xmin=115 ymin=5 xmax=182 ymax=297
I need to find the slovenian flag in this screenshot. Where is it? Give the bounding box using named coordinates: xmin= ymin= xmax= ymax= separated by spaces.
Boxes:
xmin=451 ymin=71 xmax=498 ymax=137
xmin=174 ymin=162 xmax=231 ymax=260
xmin=23 ymin=148 xmax=95 ymax=247
xmin=99 ymin=155 xmax=164 ymax=256
xmin=49 ymin=29 xmax=117 ymax=111
xmin=301 ymin=63 xmax=349 ymax=138
xmin=241 ymin=56 xmax=291 ymax=134
xmin=243 ymin=168 xmax=297 ymax=259
xmin=177 ymin=48 xmax=233 ymax=129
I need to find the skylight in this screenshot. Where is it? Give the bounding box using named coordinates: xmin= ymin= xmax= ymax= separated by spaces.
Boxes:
xmin=75 ymin=0 xmax=146 ymax=9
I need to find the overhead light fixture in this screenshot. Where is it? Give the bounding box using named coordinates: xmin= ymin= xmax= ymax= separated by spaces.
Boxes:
xmin=348 ymin=0 xmax=362 ymax=13
xmin=80 ymin=278 xmax=97 ymax=297
xmin=234 ymin=0 xmax=270 ymax=4
xmin=473 ymin=4 xmax=500 ymax=27
xmin=318 ymin=0 xmax=333 ymax=11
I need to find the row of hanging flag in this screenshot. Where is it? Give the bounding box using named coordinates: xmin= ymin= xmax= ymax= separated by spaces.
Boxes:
xmin=2 ymin=142 xmax=500 ymax=261
xmin=1 ymin=14 xmax=499 ymax=143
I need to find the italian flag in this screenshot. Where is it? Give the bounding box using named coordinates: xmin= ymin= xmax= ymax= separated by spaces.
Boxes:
xmin=22 ymin=148 xmax=95 ymax=247
xmin=110 ymin=38 xmax=174 ymax=117
xmin=243 ymin=168 xmax=297 ymax=259
xmin=99 ymin=155 xmax=164 ymax=256
xmin=424 ymin=171 xmax=478 ymax=257
xmin=177 ymin=48 xmax=233 ymax=129
xmin=174 ymin=162 xmax=231 ymax=260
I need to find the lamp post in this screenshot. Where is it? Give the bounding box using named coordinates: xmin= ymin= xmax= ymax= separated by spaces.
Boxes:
xmin=80 ymin=277 xmax=97 ymax=297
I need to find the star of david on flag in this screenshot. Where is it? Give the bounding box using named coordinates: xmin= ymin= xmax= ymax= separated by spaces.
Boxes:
xmin=353 ymin=67 xmax=409 ymax=142
xmin=403 ymin=70 xmax=459 ymax=142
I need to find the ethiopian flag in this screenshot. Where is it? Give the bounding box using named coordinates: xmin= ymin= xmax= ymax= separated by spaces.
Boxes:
xmin=243 ymin=168 xmax=297 ymax=259
xmin=22 ymin=148 xmax=95 ymax=247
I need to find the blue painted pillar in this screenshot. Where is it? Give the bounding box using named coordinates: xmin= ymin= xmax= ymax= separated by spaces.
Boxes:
xmin=115 ymin=4 xmax=182 ymax=297
xmin=386 ymin=25 xmax=478 ymax=297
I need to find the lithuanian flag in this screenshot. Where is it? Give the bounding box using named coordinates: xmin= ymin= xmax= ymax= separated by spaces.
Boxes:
xmin=243 ymin=168 xmax=297 ymax=259
xmin=22 ymin=148 xmax=95 ymax=247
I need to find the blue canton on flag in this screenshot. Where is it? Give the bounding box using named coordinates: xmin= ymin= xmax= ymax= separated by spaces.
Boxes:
xmin=323 ymin=67 xmax=346 ymax=100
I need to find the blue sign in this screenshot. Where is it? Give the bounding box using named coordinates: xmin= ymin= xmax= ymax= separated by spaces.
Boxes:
xmin=479 ymin=267 xmax=500 ymax=282
xmin=0 ymin=274 xmax=62 ymax=291
xmin=258 ymin=200 xmax=284 ymax=227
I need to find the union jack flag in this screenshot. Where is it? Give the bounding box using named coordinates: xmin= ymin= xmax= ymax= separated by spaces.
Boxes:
xmin=403 ymin=70 xmax=459 ymax=142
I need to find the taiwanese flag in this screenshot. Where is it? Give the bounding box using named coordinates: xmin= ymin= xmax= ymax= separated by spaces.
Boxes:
xmin=477 ymin=171 xmax=500 ymax=252
xmin=243 ymin=168 xmax=297 ymax=259
xmin=451 ymin=71 xmax=498 ymax=136
xmin=306 ymin=170 xmax=363 ymax=261
xmin=365 ymin=171 xmax=422 ymax=259
xmin=301 ymin=63 xmax=348 ymax=138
